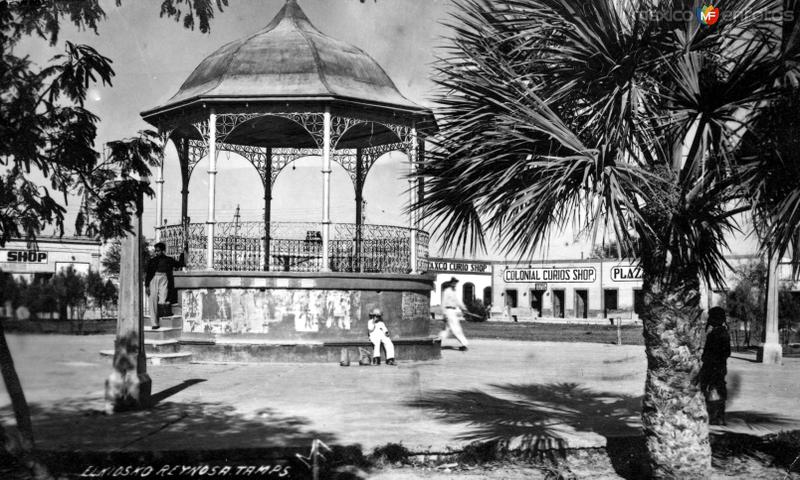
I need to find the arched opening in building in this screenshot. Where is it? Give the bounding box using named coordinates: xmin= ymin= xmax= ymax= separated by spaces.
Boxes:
xmin=462 ymin=282 xmax=475 ymax=305
xmin=482 ymin=286 xmax=492 ymax=307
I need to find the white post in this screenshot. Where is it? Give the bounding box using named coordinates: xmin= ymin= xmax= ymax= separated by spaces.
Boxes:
xmin=409 ymin=124 xmax=418 ymax=274
xmin=206 ymin=111 xmax=217 ymax=270
xmin=155 ymin=159 xmax=165 ymax=242
xmin=321 ymin=108 xmax=331 ymax=272
xmin=763 ymin=248 xmax=783 ymax=364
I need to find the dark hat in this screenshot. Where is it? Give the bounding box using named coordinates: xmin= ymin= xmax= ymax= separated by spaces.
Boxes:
xmin=444 ymin=277 xmax=460 ymax=287
xmin=154 ymin=242 xmax=166 ymax=250
xmin=708 ymin=306 xmax=726 ymax=326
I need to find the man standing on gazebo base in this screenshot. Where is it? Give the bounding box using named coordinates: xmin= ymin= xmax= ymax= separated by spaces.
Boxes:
xmin=145 ymin=242 xmax=185 ymax=329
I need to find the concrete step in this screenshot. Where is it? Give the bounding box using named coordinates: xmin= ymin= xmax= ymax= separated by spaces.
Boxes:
xmin=144 ymin=339 xmax=181 ymax=353
xmin=144 ymin=326 xmax=182 ymax=341
xmin=144 ymin=315 xmax=183 ymax=329
xmin=99 ymin=350 xmax=192 ymax=365
xmin=170 ymin=303 xmax=182 ymax=318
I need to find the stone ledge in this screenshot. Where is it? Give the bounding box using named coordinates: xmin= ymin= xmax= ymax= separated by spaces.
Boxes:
xmin=174 ymin=271 xmax=435 ymax=291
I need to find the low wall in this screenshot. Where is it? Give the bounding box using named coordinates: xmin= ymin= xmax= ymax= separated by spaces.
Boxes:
xmin=0 ymin=318 xmax=116 ymax=335
xmin=181 ymin=337 xmax=441 ymax=363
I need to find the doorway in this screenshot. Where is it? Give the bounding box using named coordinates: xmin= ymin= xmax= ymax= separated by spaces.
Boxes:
xmin=574 ymin=289 xmax=588 ymax=319
xmin=529 ymin=290 xmax=544 ymax=318
xmin=552 ymin=289 xmax=565 ymax=318
xmin=604 ymin=289 xmax=619 ymax=317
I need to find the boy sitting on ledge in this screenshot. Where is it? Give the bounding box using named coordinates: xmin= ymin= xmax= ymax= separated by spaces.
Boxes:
xmin=367 ymin=308 xmax=396 ymax=366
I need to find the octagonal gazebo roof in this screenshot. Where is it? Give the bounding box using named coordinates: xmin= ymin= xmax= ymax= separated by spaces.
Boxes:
xmin=141 ymin=0 xmax=434 ymax=129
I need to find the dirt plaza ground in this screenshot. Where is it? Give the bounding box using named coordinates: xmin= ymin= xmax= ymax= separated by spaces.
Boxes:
xmin=1 ymin=333 xmax=799 ymax=478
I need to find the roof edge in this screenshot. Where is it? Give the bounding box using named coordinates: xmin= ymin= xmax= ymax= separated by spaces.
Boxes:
xmin=141 ymin=94 xmax=436 ymax=125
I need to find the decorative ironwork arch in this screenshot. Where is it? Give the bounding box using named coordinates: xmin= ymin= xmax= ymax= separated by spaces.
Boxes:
xmin=215 ymin=112 xmax=326 ymax=148
xmin=331 ymin=119 xmax=411 ymax=150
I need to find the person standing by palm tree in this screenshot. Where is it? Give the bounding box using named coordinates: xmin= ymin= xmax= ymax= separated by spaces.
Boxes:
xmin=699 ymin=307 xmax=731 ymax=425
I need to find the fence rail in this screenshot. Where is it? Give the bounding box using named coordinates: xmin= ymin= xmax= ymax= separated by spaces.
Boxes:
xmin=159 ymin=222 xmax=429 ymax=274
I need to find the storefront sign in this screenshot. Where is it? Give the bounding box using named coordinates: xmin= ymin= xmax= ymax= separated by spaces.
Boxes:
xmin=429 ymin=260 xmax=489 ymax=273
xmin=0 ymin=250 xmax=48 ymax=264
xmin=610 ymin=264 xmax=642 ymax=282
xmin=504 ymin=267 xmax=596 ymax=283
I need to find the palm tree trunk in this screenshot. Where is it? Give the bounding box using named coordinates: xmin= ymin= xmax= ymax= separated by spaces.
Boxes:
xmin=640 ymin=263 xmax=711 ymax=478
xmin=0 ymin=322 xmax=52 ymax=479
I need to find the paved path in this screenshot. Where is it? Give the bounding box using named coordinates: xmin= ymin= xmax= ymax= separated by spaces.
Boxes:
xmin=1 ymin=334 xmax=798 ymax=457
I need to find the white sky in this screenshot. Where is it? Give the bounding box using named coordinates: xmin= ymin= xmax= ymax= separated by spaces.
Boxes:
xmin=16 ymin=0 xmax=762 ymax=260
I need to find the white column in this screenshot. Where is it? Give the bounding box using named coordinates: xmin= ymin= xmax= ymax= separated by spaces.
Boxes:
xmin=409 ymin=124 xmax=418 ymax=274
xmin=321 ymin=108 xmax=331 ymax=271
xmin=206 ymin=111 xmax=217 ymax=270
xmin=155 ymin=159 xmax=165 ymax=242
xmin=763 ymin=248 xmax=783 ymax=364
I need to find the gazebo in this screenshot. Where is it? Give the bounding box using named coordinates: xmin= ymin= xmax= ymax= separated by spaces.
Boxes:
xmin=139 ymin=0 xmax=438 ymax=362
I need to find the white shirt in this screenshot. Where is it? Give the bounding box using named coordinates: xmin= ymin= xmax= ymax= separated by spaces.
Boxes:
xmin=368 ymin=318 xmax=390 ymax=338
xmin=442 ymin=287 xmax=466 ymax=310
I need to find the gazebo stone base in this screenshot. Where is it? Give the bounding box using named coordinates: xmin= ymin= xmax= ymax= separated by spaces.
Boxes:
xmin=172 ymin=271 xmax=437 ymax=363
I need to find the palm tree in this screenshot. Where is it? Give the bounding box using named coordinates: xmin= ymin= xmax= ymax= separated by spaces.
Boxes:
xmin=418 ymin=0 xmax=799 ymax=477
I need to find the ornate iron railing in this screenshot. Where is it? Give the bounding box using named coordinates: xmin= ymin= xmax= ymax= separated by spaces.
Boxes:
xmin=159 ymin=222 xmax=429 ymax=274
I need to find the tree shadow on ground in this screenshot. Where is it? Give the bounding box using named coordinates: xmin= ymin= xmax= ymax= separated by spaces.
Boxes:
xmin=0 ymin=381 xmax=370 ymax=479
xmin=710 ymin=429 xmax=800 ymax=476
xmin=406 ymin=382 xmax=798 ymax=479
xmin=407 ymin=382 xmax=643 ymax=476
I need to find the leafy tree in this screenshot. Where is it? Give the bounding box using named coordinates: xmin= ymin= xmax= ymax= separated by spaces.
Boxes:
xmin=418 ymin=0 xmax=800 ymax=476
xmin=0 ymin=270 xmax=21 ymax=311
xmin=17 ymin=277 xmax=57 ymax=320
xmin=1 ymin=0 xmax=227 ymax=246
xmin=86 ymin=269 xmax=106 ymax=315
xmin=101 ymin=239 xmax=122 ymax=277
xmin=588 ymin=239 xmax=641 ymax=259
xmin=50 ymin=266 xmax=87 ymax=320
xmin=725 ymin=261 xmax=767 ymax=348
xmin=464 ymin=298 xmax=488 ymax=321
xmin=86 ymin=271 xmax=118 ymax=317
xmin=103 ymin=279 xmax=119 ymax=315
xmin=779 ymin=288 xmax=800 ymax=343
xmin=1 ymin=2 xmax=226 ymax=478
xmin=101 ymin=238 xmax=151 ymax=278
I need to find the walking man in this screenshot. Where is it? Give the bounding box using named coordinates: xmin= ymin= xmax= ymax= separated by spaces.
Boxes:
xmin=441 ymin=277 xmax=469 ymax=351
xmin=145 ymin=242 xmax=185 ymax=329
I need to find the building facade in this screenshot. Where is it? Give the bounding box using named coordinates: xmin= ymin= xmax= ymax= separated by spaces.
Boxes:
xmin=428 ymin=257 xmax=493 ymax=307
xmin=492 ymin=258 xmax=642 ymax=323
xmin=429 ymin=252 xmax=800 ymax=324
xmin=0 ymin=236 xmax=101 ymax=278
